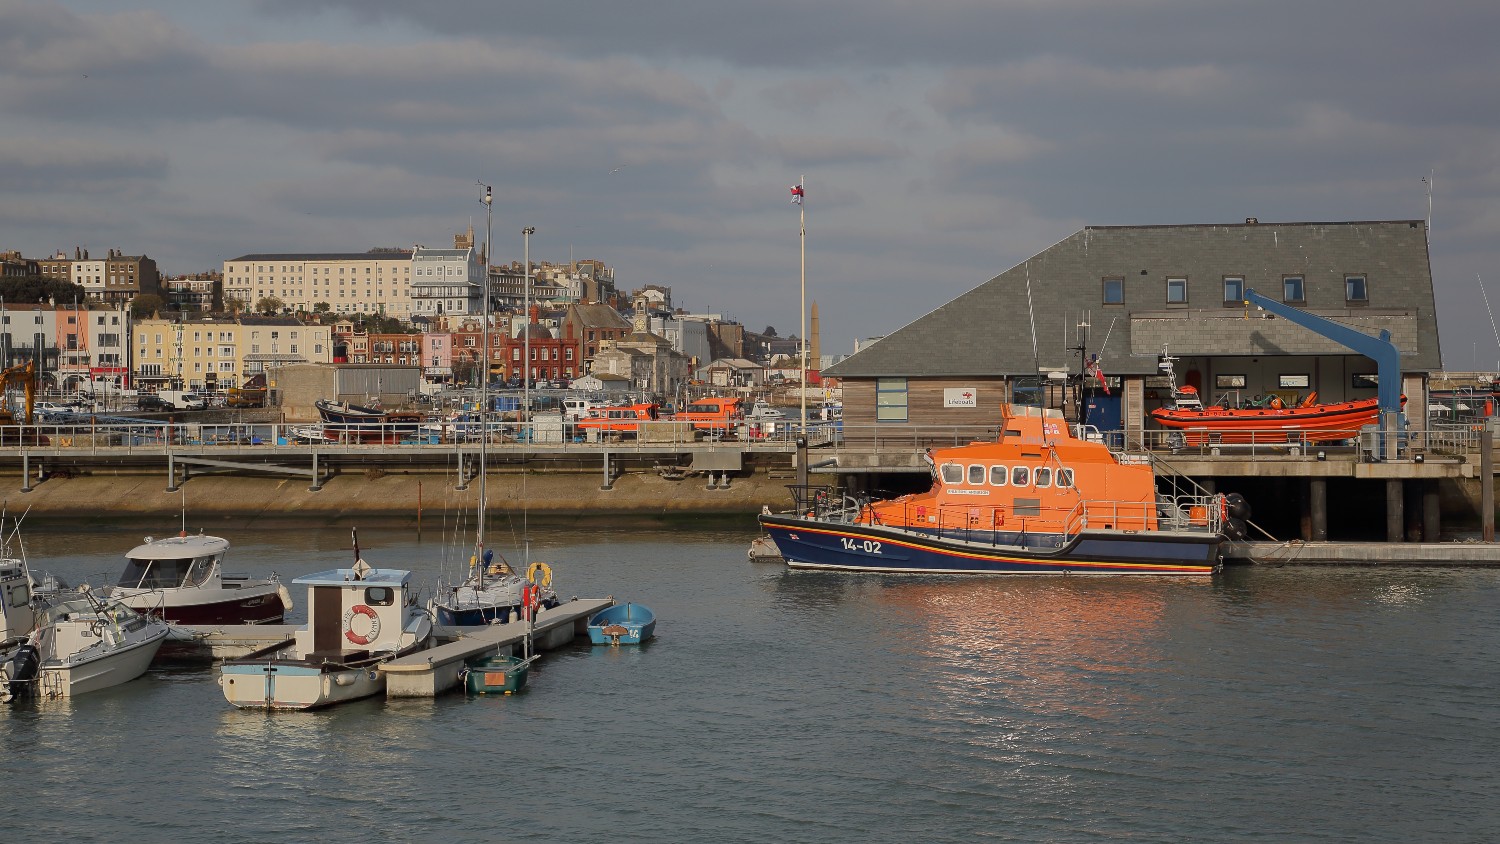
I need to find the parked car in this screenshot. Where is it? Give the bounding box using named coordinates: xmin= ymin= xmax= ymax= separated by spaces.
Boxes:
xmin=135 ymin=394 xmax=171 ymax=411
xmin=34 ymin=402 xmax=71 ymax=419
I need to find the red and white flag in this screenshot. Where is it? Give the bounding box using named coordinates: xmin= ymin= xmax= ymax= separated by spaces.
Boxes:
xmin=790 ymin=183 xmax=804 ymax=205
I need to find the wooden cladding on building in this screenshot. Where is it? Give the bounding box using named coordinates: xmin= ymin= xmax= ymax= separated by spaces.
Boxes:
xmin=843 ymin=377 xmax=1014 ymax=448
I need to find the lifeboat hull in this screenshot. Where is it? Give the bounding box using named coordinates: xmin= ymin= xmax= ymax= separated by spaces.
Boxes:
xmin=1150 ymin=397 xmax=1383 ymax=444
xmin=759 ymin=514 xmax=1220 ymax=576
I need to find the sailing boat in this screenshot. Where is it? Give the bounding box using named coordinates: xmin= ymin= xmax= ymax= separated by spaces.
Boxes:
xmin=430 ymin=205 xmax=558 ymax=627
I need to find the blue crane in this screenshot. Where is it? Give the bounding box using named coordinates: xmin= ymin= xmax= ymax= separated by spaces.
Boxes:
xmin=1243 ymin=288 xmax=1403 ymax=416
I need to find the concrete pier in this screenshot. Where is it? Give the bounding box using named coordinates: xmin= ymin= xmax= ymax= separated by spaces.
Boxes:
xmin=170 ymin=597 xmax=614 ymax=698
xmin=1226 ymin=540 xmax=1500 ymax=565
xmin=382 ymin=597 xmax=612 ymax=698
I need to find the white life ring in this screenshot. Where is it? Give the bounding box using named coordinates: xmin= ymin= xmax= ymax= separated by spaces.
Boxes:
xmin=526 ymin=562 xmax=553 ymax=589
xmin=344 ymin=604 xmax=380 ymax=646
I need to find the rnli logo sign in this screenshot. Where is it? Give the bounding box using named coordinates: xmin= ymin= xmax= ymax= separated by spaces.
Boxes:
xmin=943 ymin=388 xmax=978 ymax=408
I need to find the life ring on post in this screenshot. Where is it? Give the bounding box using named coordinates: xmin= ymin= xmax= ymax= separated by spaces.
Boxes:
xmin=343 ymin=604 xmax=380 ymax=646
xmin=526 ymin=562 xmax=552 ymax=589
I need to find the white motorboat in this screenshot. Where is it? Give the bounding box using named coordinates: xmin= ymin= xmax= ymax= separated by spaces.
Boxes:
xmin=1 ymin=557 xmax=43 ymax=702
xmin=29 ymin=593 xmax=170 ymax=699
xmin=218 ymin=534 xmax=432 ymax=711
xmin=746 ymin=399 xmax=786 ymax=420
xmin=107 ymin=533 xmax=290 ymax=625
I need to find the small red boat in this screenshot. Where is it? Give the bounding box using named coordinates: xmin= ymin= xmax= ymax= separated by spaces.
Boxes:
xmin=1150 ymin=353 xmax=1399 ymax=444
xmin=1151 ymin=389 xmax=1387 ymax=444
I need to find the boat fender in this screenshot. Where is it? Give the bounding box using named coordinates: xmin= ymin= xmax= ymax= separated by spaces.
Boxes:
xmin=344 ymin=604 xmax=380 ymax=646
xmin=1225 ymin=492 xmax=1251 ymax=521
xmin=333 ymin=673 xmax=357 ymax=687
xmin=526 ymin=562 xmax=552 ymax=589
xmin=277 ymin=584 xmax=294 ymax=612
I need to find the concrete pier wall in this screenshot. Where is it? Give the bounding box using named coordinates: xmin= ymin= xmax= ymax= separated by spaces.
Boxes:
xmin=1 ymin=466 xmax=796 ymax=523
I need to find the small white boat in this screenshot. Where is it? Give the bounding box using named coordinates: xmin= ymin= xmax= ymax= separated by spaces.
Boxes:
xmin=107 ymin=533 xmax=290 ymax=625
xmin=1 ymin=557 xmax=43 ymax=702
xmin=28 ymin=594 xmax=171 ymax=698
xmin=219 ymin=535 xmax=432 ymax=711
xmin=746 ymin=399 xmax=786 ymax=420
xmin=4 ymin=554 xmax=172 ymax=701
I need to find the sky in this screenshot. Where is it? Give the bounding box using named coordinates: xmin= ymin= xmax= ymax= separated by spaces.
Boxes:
xmin=2 ymin=0 xmax=1497 ymax=365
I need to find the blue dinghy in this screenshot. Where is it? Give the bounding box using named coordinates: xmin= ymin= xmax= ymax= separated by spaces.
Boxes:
xmin=587 ymin=603 xmax=656 ymax=646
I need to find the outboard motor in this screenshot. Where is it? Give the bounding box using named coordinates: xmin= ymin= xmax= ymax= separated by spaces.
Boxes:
xmin=1 ymin=641 xmax=40 ymax=702
xmin=1222 ymin=492 xmax=1251 ymax=540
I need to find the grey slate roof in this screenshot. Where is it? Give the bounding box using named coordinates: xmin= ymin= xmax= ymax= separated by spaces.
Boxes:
xmin=825 ymin=220 xmax=1440 ymax=378
xmin=229 ymin=252 xmax=411 ymax=262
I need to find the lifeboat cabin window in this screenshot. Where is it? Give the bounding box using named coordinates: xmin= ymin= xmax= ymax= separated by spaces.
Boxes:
xmin=968 ymin=465 xmax=985 ymax=485
xmin=940 ymin=463 xmax=964 ymax=485
xmin=1011 ymin=466 xmax=1030 ymax=487
xmin=989 ymin=465 xmax=1007 ymax=486
xmin=1034 ymin=467 xmax=1052 ymax=488
xmin=1056 ymin=468 xmax=1074 ymax=488
xmin=364 ymin=586 xmax=395 ymax=607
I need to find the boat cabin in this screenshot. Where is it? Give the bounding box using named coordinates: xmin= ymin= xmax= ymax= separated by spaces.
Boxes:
xmin=292 ymin=564 xmax=416 ymax=658
xmin=574 ymin=403 xmax=660 ymax=435
xmin=0 ymin=558 xmax=36 ymax=640
xmin=673 ymin=396 xmax=743 ymax=432
xmin=867 ymin=405 xmax=1163 ymax=536
xmin=117 ymin=534 xmax=229 ymax=591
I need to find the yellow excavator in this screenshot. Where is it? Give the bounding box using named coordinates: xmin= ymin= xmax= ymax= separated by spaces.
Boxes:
xmin=0 ymin=360 xmax=36 ymax=427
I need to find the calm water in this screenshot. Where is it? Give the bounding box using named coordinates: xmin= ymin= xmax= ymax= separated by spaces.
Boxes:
xmin=2 ymin=523 xmax=1498 ymax=843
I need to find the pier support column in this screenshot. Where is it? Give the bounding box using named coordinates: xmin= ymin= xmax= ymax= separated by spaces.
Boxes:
xmin=165 ymin=452 xmax=178 ymax=493
xmin=1423 ymin=481 xmax=1441 ymax=542
xmin=1483 ymin=422 xmax=1495 ymax=543
xmin=601 ymin=452 xmax=614 ymax=491
xmin=1310 ymin=478 xmax=1328 ymax=541
xmin=309 ymin=448 xmax=322 ymax=492
xmin=1386 ymin=479 xmax=1404 ymax=542
xmin=796 ymin=437 xmax=808 ymax=491
xmin=1299 ymin=479 xmax=1312 ymax=540
xmin=20 ymin=449 xmax=31 ymax=493
xmin=455 ymin=450 xmax=468 ymax=491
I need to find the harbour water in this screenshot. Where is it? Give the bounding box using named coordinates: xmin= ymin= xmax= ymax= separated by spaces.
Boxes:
xmin=3 ymin=523 xmax=1499 ymax=843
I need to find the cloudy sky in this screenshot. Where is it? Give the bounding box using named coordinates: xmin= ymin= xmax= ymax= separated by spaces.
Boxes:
xmin=2 ymin=0 xmax=1497 ymax=364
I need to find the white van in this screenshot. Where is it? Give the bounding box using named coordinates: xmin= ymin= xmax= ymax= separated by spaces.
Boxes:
xmin=157 ymin=390 xmax=207 ymax=411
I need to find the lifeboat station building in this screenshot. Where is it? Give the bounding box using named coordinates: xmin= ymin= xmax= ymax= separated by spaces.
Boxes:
xmin=824 ymin=219 xmax=1454 ymax=542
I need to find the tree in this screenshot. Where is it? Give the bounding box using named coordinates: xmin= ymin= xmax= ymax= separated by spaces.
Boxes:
xmin=255 ymin=296 xmax=285 ymax=315
xmin=0 ymin=275 xmax=87 ymax=305
xmin=130 ymin=293 xmax=166 ymax=319
xmin=762 ymin=326 xmax=778 ymax=337
xmin=313 ymin=301 xmax=331 ymax=314
xmin=223 ymin=295 xmax=248 ymax=314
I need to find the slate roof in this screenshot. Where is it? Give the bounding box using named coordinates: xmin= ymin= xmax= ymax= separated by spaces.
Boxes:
xmin=570 ymin=302 xmax=631 ymax=329
xmin=825 ymin=220 xmax=1440 ymax=378
xmin=229 ymin=252 xmax=412 ymax=262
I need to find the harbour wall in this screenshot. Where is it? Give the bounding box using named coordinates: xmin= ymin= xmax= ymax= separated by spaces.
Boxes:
xmin=3 ymin=467 xmax=794 ymax=527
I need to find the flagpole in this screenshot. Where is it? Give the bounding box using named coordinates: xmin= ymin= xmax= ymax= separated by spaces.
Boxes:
xmin=799 ymin=173 xmax=807 ymax=434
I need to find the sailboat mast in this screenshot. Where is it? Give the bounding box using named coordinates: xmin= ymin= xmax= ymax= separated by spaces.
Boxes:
xmin=477 ymin=183 xmax=493 ymax=589
xmin=522 ymin=226 xmax=535 ymax=565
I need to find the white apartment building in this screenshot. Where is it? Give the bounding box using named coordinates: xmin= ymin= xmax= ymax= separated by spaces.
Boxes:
xmin=222 ymin=252 xmax=415 ymax=318
xmin=410 ymin=246 xmax=483 ymax=319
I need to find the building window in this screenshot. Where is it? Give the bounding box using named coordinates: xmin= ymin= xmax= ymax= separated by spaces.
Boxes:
xmin=1223 ymin=276 xmax=1244 ymax=305
xmin=876 ymin=377 xmax=908 ymax=422
xmin=1102 ymin=278 xmax=1124 ymax=305
xmin=1345 ymin=275 xmax=1368 ymax=303
xmin=1166 ymin=277 xmax=1188 ymax=304
xmin=1283 ymin=275 xmax=1305 ymax=303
